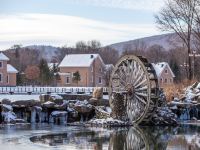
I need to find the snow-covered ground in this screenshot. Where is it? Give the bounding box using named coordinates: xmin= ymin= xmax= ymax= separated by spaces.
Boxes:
xmin=0 ymin=94 xmax=40 ymax=101
xmin=0 ymin=94 xmax=109 ymax=102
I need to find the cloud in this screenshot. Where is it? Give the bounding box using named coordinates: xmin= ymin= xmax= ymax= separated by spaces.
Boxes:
xmin=73 ymin=0 xmax=164 ymax=11
xmin=0 ymin=13 xmax=160 ymax=50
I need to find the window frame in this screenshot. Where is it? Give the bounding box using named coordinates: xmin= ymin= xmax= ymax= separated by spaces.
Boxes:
xmin=0 ymin=61 xmax=3 ymax=68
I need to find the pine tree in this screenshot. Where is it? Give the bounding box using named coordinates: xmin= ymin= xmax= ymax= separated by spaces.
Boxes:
xmin=39 ymin=58 xmax=53 ymax=85
xmin=72 ymin=71 xmax=81 ymax=86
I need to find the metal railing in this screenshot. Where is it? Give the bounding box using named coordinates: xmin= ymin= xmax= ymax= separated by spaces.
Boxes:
xmin=0 ymin=86 xmax=109 ymax=95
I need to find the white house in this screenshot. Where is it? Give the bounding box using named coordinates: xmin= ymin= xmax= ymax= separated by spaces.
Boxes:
xmin=152 ymin=62 xmax=175 ymax=87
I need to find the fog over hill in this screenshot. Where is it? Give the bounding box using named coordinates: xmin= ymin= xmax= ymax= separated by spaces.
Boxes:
xmin=6 ymin=33 xmax=189 ymax=62
xmin=108 ymin=33 xmax=185 ymax=54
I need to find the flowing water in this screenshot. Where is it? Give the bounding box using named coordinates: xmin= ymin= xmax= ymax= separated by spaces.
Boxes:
xmin=0 ymin=123 xmax=199 ymax=150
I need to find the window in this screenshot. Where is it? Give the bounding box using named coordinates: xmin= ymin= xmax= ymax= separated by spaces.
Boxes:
xmin=91 ymin=66 xmax=93 ymax=72
xmin=91 ymin=76 xmax=93 ymax=83
xmin=0 ymin=61 xmax=3 ymax=68
xmin=160 ymin=78 xmax=163 ymax=83
xmin=7 ymin=75 xmax=9 ymax=83
xmin=165 ymin=69 xmax=168 ymax=74
xmin=99 ymin=77 xmax=102 ymax=84
xmin=99 ymin=67 xmax=103 ymax=72
xmin=0 ymin=73 xmax=2 ymax=82
xmin=165 ymin=78 xmax=167 ymax=83
xmin=66 ymin=76 xmax=70 ymax=84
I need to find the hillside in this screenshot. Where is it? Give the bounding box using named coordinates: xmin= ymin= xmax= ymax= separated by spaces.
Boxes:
xmin=108 ymin=33 xmax=184 ymax=54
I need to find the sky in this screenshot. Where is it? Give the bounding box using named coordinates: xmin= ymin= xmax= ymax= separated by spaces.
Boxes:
xmin=0 ymin=0 xmax=164 ymax=50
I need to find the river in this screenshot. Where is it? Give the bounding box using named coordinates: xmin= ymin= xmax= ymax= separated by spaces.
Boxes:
xmin=0 ymin=123 xmax=199 ymax=150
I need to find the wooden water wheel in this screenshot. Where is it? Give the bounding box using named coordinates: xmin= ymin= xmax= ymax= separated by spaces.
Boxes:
xmin=109 ymin=55 xmax=159 ymax=124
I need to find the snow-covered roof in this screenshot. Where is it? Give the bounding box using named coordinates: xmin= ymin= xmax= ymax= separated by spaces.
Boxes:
xmin=48 ymin=63 xmax=58 ymax=69
xmin=0 ymin=53 xmax=9 ymax=61
xmin=7 ymin=64 xmax=18 ymax=73
xmin=152 ymin=62 xmax=175 ymax=78
xmin=59 ymin=54 xmax=104 ymax=67
xmin=105 ymin=64 xmax=114 ymax=70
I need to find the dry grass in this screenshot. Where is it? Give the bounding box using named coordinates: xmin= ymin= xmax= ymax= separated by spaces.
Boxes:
xmin=162 ymin=79 xmax=198 ymax=102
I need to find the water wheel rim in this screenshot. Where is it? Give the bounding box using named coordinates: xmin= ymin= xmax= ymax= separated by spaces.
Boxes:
xmin=109 ymin=55 xmax=151 ymax=124
xmin=126 ymin=127 xmax=150 ymax=150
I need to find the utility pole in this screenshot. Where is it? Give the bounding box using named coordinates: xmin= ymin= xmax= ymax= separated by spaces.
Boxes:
xmin=189 ymin=50 xmax=200 ymax=80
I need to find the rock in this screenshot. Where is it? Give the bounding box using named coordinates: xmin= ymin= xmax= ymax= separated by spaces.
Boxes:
xmin=1 ymin=99 xmax=11 ymax=105
xmin=1 ymin=111 xmax=17 ymax=123
xmin=39 ymin=94 xmax=51 ymax=103
xmin=43 ymin=101 xmax=56 ymax=108
xmin=151 ymin=107 xmax=178 ymax=125
xmin=92 ymin=87 xmax=103 ymax=99
xmin=51 ymin=111 xmax=68 ymax=117
xmin=1 ymin=104 xmax=13 ymax=112
xmin=50 ymin=94 xmax=63 ymax=105
xmin=11 ymin=100 xmax=40 ymax=107
xmin=95 ymin=106 xmax=111 ymax=119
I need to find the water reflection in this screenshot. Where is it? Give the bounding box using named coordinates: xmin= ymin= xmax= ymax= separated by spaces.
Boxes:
xmin=28 ymin=125 xmax=200 ymax=150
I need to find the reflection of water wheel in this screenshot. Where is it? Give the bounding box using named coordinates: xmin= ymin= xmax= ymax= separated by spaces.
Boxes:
xmin=126 ymin=127 xmax=149 ymax=150
xmin=109 ymin=55 xmax=159 ymax=124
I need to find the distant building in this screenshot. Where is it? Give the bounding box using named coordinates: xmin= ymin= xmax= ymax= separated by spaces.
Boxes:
xmin=0 ymin=53 xmax=18 ymax=86
xmin=58 ymin=54 xmax=106 ymax=87
xmin=152 ymin=62 xmax=175 ymax=87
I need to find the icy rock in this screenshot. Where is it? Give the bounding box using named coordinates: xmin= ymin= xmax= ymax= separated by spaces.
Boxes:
xmin=1 ymin=99 xmax=11 ymax=105
xmin=151 ymin=107 xmax=178 ymax=125
xmin=11 ymin=100 xmax=40 ymax=107
xmin=95 ymin=106 xmax=111 ymax=119
xmin=1 ymin=111 xmax=17 ymax=123
xmin=92 ymin=87 xmax=103 ymax=99
xmin=43 ymin=101 xmax=56 ymax=108
xmin=50 ymin=94 xmax=63 ymax=105
xmin=39 ymin=94 xmax=51 ymax=103
xmin=2 ymin=104 xmax=13 ymax=111
xmin=51 ymin=111 xmax=68 ymax=117
xmin=88 ymin=117 xmax=132 ymax=127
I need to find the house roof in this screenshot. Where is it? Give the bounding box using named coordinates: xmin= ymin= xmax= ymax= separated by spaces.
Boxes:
xmin=59 ymin=54 xmax=105 ymax=67
xmin=152 ymin=62 xmax=175 ymax=78
xmin=48 ymin=63 xmax=58 ymax=70
xmin=0 ymin=53 xmax=9 ymax=61
xmin=7 ymin=64 xmax=18 ymax=73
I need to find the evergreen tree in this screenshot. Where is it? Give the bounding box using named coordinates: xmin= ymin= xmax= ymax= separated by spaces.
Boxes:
xmin=72 ymin=71 xmax=81 ymax=86
xmin=170 ymin=59 xmax=181 ymax=83
xmin=39 ymin=58 xmax=53 ymax=85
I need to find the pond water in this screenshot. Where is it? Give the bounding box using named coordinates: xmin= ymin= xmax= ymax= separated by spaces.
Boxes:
xmin=0 ymin=123 xmax=199 ymax=150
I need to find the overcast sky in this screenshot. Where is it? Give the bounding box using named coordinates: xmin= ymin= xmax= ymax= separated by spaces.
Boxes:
xmin=0 ymin=0 xmax=164 ymax=50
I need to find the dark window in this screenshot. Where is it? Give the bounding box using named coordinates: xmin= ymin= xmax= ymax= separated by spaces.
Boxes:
xmin=0 ymin=74 xmax=2 ymax=82
xmin=7 ymin=75 xmax=9 ymax=83
xmin=0 ymin=62 xmax=2 ymax=68
xmin=99 ymin=77 xmax=102 ymax=84
xmin=160 ymin=78 xmax=163 ymax=83
xmin=165 ymin=69 xmax=168 ymax=73
xmin=66 ymin=76 xmax=70 ymax=84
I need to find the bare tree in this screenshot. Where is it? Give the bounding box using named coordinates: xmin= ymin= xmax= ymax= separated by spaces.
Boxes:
xmin=155 ymin=0 xmax=198 ymax=80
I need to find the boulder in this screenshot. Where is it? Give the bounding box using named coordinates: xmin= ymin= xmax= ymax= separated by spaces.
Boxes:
xmin=92 ymin=87 xmax=103 ymax=99
xmin=151 ymin=107 xmax=178 ymax=126
xmin=11 ymin=100 xmax=41 ymax=107
xmin=1 ymin=99 xmax=11 ymax=105
xmin=39 ymin=94 xmax=51 ymax=103
xmin=49 ymin=94 xmax=63 ymax=105
xmin=43 ymin=101 xmax=56 ymax=108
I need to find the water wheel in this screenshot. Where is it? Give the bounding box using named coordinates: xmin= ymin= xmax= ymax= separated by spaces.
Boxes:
xmin=109 ymin=55 xmax=159 ymax=124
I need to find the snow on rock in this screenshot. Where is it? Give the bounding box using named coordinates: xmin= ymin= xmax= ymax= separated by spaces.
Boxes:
xmin=1 ymin=111 xmax=17 ymax=123
xmin=2 ymin=104 xmax=13 ymax=111
xmin=151 ymin=107 xmax=178 ymax=126
xmin=88 ymin=117 xmax=132 ymax=127
xmin=51 ymin=111 xmax=67 ymax=117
